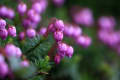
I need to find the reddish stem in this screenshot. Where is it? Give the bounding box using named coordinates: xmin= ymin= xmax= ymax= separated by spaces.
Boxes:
xmin=48 ymin=43 xmax=57 ymax=60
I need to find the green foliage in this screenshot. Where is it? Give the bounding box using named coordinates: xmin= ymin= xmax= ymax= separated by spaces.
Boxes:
xmin=8 ymin=57 xmax=36 ymax=79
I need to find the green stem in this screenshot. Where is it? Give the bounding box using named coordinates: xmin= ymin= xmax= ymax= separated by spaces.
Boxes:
xmin=24 ymin=37 xmax=46 ymax=56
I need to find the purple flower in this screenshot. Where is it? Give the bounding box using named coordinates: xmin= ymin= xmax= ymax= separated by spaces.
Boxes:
xmin=53 ymin=0 xmax=65 ymax=7
xmin=0 ymin=62 xmax=8 ymax=77
xmin=19 ymin=32 xmax=25 ymax=40
xmin=27 ymin=9 xmax=35 ymax=17
xmin=0 ymin=6 xmax=8 ymax=17
xmin=20 ymin=60 xmax=29 ymax=67
xmin=39 ymin=0 xmax=48 ymax=12
xmin=58 ymin=42 xmax=68 ymax=52
xmin=64 ymin=24 xmax=74 ymax=37
xmin=98 ymin=16 xmax=116 ymax=30
xmin=76 ymin=35 xmax=92 ymax=47
xmin=73 ymin=8 xmax=94 ymax=27
xmin=22 ymin=19 xmax=31 ymax=29
xmin=7 ymin=8 xmax=15 ymax=19
xmin=48 ymin=24 xmax=56 ymax=32
xmin=22 ymin=19 xmax=37 ymax=29
xmin=54 ymin=54 xmax=61 ymax=64
xmin=5 ymin=44 xmax=16 ymax=57
xmin=15 ymin=47 xmax=22 ymax=58
xmin=32 ymin=2 xmax=43 ymax=14
xmin=27 ymin=9 xmax=41 ymax=23
xmin=31 ymin=13 xmax=41 ymax=23
xmin=98 ymin=30 xmax=119 ymax=46
xmin=26 ymin=28 xmax=36 ymax=38
xmin=72 ymin=26 xmax=82 ymax=38
xmin=38 ymin=27 xmax=47 ymax=36
xmin=0 ymin=29 xmax=8 ymax=40
xmin=54 ymin=31 xmax=63 ymax=41
xmin=17 ymin=2 xmax=27 ymax=15
xmin=8 ymin=26 xmax=16 ymax=37
xmin=0 ymin=19 xmax=6 ymax=29
xmin=5 ymin=44 xmax=22 ymax=58
xmin=0 ymin=54 xmax=5 ymax=63
xmin=66 ymin=46 xmax=74 ymax=58
xmin=57 ymin=51 xmax=65 ymax=58
xmin=54 ymin=20 xmax=64 ymax=31
xmin=108 ymin=33 xmax=119 ymax=46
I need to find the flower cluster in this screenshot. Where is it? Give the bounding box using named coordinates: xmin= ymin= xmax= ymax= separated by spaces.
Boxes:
xmin=0 ymin=6 xmax=15 ymax=19
xmin=0 ymin=18 xmax=16 ymax=40
xmin=64 ymin=23 xmax=92 ymax=48
xmin=0 ymin=44 xmax=29 ymax=78
xmin=21 ymin=0 xmax=47 ymax=29
xmin=16 ymin=0 xmax=48 ymax=40
xmin=97 ymin=16 xmax=120 ymax=54
xmin=48 ymin=19 xmax=74 ymax=64
xmin=71 ymin=7 xmax=94 ymax=27
xmin=37 ymin=18 xmax=92 ymax=64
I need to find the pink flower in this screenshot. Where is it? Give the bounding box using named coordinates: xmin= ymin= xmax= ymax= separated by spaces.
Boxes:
xmin=0 ymin=62 xmax=8 ymax=77
xmin=54 ymin=31 xmax=63 ymax=41
xmin=26 ymin=28 xmax=36 ymax=38
xmin=17 ymin=2 xmax=27 ymax=15
xmin=76 ymin=35 xmax=92 ymax=47
xmin=66 ymin=46 xmax=74 ymax=58
xmin=0 ymin=29 xmax=8 ymax=40
xmin=54 ymin=54 xmax=61 ymax=64
xmin=98 ymin=16 xmax=116 ymax=30
xmin=8 ymin=26 xmax=16 ymax=37
xmin=0 ymin=19 xmax=6 ymax=29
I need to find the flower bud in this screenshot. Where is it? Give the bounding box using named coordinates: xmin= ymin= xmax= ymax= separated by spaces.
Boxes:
xmin=54 ymin=54 xmax=61 ymax=64
xmin=73 ymin=8 xmax=93 ymax=27
xmin=53 ymin=0 xmax=65 ymax=7
xmin=17 ymin=2 xmax=27 ymax=15
xmin=98 ymin=16 xmax=115 ymax=30
xmin=48 ymin=24 xmax=56 ymax=32
xmin=8 ymin=26 xmax=16 ymax=37
xmin=20 ymin=60 xmax=29 ymax=67
xmin=26 ymin=28 xmax=36 ymax=38
xmin=76 ymin=36 xmax=91 ymax=47
xmin=0 ymin=6 xmax=8 ymax=17
xmin=0 ymin=19 xmax=6 ymax=29
xmin=38 ymin=27 xmax=47 ymax=36
xmin=32 ymin=2 xmax=43 ymax=14
xmin=16 ymin=47 xmax=22 ymax=58
xmin=72 ymin=26 xmax=82 ymax=38
xmin=0 ymin=62 xmax=8 ymax=77
xmin=54 ymin=31 xmax=63 ymax=41
xmin=58 ymin=42 xmax=67 ymax=52
xmin=7 ymin=8 xmax=15 ymax=19
xmin=0 ymin=29 xmax=8 ymax=40
xmin=54 ymin=20 xmax=64 ymax=31
xmin=66 ymin=46 xmax=74 ymax=58
xmin=22 ymin=19 xmax=38 ymax=29
xmin=5 ymin=44 xmax=16 ymax=57
xmin=57 ymin=51 xmax=65 ymax=58
xmin=19 ymin=32 xmax=25 ymax=40
xmin=64 ymin=25 xmax=74 ymax=37
xmin=27 ymin=9 xmax=41 ymax=23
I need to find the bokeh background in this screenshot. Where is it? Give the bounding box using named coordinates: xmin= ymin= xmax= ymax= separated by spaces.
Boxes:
xmin=48 ymin=0 xmax=120 ymax=80
xmin=0 ymin=0 xmax=120 ymax=80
